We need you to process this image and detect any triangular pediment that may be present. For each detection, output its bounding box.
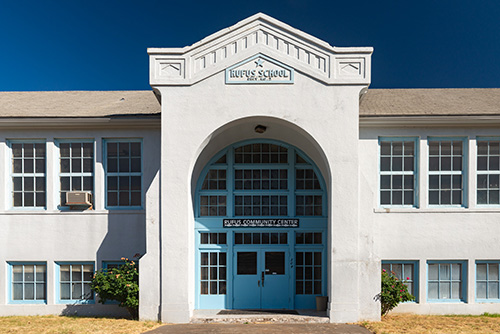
[149,13,372,86]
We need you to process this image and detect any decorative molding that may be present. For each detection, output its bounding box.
[149,13,372,86]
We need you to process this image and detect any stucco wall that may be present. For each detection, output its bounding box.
[360,126,500,315]
[158,66,377,322]
[0,127,160,317]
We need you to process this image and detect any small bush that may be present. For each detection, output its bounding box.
[90,257,139,319]
[375,269,415,316]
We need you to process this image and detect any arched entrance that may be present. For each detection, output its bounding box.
[195,139,327,310]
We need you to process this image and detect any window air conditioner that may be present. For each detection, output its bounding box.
[66,191,92,208]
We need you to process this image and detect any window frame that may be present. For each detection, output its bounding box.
[55,139,95,209]
[427,137,468,208]
[476,137,500,206]
[8,262,47,304]
[378,137,419,208]
[476,260,500,302]
[55,262,95,304]
[382,260,419,302]
[8,140,47,210]
[103,138,143,209]
[427,260,467,303]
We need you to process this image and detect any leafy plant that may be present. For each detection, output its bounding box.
[90,257,139,319]
[375,269,415,316]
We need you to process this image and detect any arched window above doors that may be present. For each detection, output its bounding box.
[197,140,325,218]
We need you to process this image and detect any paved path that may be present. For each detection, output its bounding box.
[144,323,372,334]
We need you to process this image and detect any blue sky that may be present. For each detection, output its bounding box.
[1,1,499,91]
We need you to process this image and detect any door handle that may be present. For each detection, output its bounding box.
[261,271,265,287]
[258,280,260,287]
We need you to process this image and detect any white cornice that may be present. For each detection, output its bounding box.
[360,115,500,127]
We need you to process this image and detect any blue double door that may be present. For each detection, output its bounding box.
[233,248,290,309]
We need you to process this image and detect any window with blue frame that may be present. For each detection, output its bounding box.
[200,252,227,295]
[10,263,46,303]
[428,261,466,301]
[428,139,466,206]
[104,139,142,208]
[58,141,94,206]
[476,261,500,300]
[197,142,325,218]
[477,139,500,205]
[382,261,418,300]
[379,138,418,207]
[10,142,46,208]
[58,263,94,303]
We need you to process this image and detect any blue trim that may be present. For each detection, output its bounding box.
[378,137,419,208]
[475,260,500,302]
[382,260,419,303]
[8,262,47,304]
[55,262,95,304]
[427,260,467,303]
[103,138,143,210]
[194,139,327,310]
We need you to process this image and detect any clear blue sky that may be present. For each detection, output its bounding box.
[1,0,499,91]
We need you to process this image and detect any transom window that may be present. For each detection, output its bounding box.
[11,142,46,208]
[197,141,325,218]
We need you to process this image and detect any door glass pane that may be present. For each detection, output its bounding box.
[237,252,257,275]
[265,252,285,275]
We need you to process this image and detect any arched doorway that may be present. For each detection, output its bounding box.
[195,139,327,310]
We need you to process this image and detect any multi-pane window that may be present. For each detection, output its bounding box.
[379,139,417,206]
[477,139,500,205]
[382,262,416,298]
[428,139,465,206]
[59,264,94,302]
[200,252,226,295]
[200,232,227,245]
[59,142,94,206]
[197,142,324,218]
[105,140,142,208]
[11,142,46,208]
[11,263,46,302]
[234,143,287,164]
[428,262,465,301]
[234,232,287,244]
[477,262,500,300]
[296,251,322,295]
[234,195,287,216]
[296,232,322,244]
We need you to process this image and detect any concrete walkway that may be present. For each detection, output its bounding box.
[144,323,373,334]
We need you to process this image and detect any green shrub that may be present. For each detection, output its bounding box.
[375,269,415,316]
[90,257,139,319]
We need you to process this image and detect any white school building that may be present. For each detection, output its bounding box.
[1,13,500,323]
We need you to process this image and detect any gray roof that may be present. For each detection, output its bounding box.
[1,88,499,118]
[360,88,500,116]
[0,91,160,118]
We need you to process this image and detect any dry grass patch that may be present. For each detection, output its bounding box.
[0,315,163,334]
[360,314,500,334]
